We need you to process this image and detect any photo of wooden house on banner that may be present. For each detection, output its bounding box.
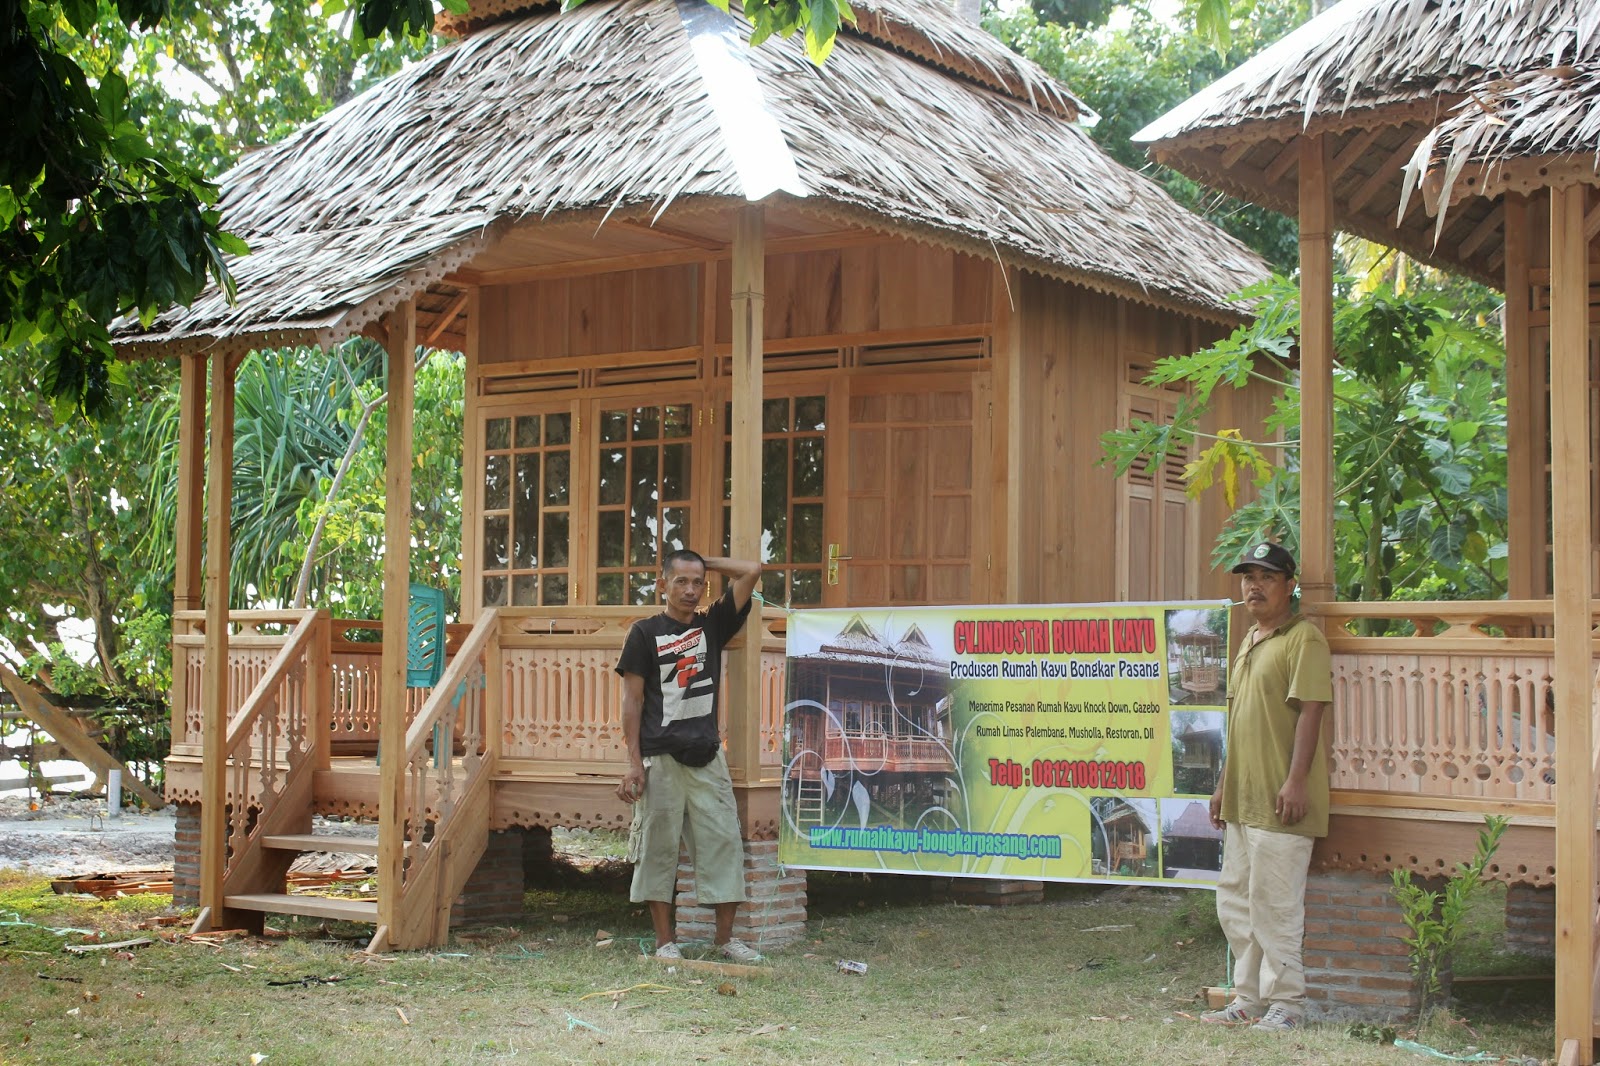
[111,0,1273,952]
[784,615,957,833]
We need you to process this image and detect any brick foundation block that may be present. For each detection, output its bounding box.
[173,801,200,907]
[451,828,527,929]
[1303,869,1420,1023]
[1503,884,1555,958]
[947,878,1045,906]
[673,839,807,951]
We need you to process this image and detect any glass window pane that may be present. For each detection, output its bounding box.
[662,443,690,501]
[484,454,510,510]
[482,575,507,607]
[515,415,541,448]
[513,454,539,569]
[485,418,510,451]
[793,437,824,498]
[545,451,570,505]
[601,410,628,443]
[512,574,539,606]
[483,515,510,569]
[722,441,732,501]
[795,395,826,432]
[793,502,823,562]
[629,570,658,605]
[762,440,788,563]
[664,404,693,439]
[598,511,625,568]
[597,573,624,605]
[632,406,660,441]
[722,505,731,556]
[791,568,821,607]
[761,570,785,606]
[630,447,659,566]
[544,512,569,567]
[599,449,625,506]
[762,397,788,434]
[542,574,568,605]
[661,506,689,553]
[546,411,571,445]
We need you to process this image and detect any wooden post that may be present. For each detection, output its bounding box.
[1297,134,1335,610]
[197,351,236,927]
[992,263,1022,603]
[1548,183,1594,1061]
[1501,195,1538,599]
[173,352,207,613]
[460,287,482,623]
[726,205,764,785]
[378,303,417,935]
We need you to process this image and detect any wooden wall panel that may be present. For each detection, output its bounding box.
[480,279,569,364]
[632,264,699,351]
[763,250,841,339]
[877,242,924,331]
[1015,274,1120,603]
[569,272,633,356]
[840,245,879,334]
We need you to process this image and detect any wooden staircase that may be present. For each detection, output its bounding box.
[194,609,501,951]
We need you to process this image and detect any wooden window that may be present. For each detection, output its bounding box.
[595,401,695,605]
[722,394,827,607]
[1118,387,1198,601]
[480,411,573,607]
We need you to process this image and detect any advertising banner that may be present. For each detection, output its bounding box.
[779,602,1231,887]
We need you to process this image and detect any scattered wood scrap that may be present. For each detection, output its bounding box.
[64,937,154,955]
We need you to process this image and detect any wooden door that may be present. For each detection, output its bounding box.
[835,373,989,606]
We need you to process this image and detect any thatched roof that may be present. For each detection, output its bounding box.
[1134,0,1600,285]
[113,0,1267,357]
[1401,63,1600,228]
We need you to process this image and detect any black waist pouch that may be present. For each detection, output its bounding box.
[671,744,719,768]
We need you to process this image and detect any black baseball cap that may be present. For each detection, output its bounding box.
[1231,542,1296,575]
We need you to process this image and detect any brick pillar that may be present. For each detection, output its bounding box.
[1503,883,1555,958]
[450,829,526,928]
[519,825,555,885]
[1302,869,1419,1022]
[674,838,807,950]
[947,878,1045,906]
[172,801,200,907]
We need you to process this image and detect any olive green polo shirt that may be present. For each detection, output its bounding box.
[1220,616,1333,838]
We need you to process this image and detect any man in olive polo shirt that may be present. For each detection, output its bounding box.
[1200,541,1332,1032]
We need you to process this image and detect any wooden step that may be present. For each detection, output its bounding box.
[225,893,378,923]
[262,833,381,855]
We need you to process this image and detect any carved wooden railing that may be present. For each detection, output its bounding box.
[216,610,328,895]
[172,612,468,770]
[822,732,956,772]
[387,610,500,948]
[1308,601,1567,805]
[495,605,788,781]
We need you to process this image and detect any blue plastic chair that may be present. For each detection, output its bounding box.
[378,583,449,767]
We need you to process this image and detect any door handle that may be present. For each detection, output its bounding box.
[827,543,852,586]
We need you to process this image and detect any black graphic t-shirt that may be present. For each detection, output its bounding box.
[615,587,753,761]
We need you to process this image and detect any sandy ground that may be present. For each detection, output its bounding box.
[0,795,178,876]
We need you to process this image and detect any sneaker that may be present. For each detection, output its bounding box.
[1250,1004,1301,1032]
[654,942,682,960]
[718,939,763,963]
[1199,999,1262,1025]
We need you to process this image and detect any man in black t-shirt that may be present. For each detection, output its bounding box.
[615,549,762,963]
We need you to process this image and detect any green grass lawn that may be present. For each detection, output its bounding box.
[0,866,1555,1065]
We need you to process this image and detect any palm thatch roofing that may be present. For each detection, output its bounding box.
[1133,0,1600,286]
[112,0,1268,358]
[1401,63,1600,230]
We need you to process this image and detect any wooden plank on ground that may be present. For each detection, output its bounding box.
[644,955,771,979]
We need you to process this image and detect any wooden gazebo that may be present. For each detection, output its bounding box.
[1137,0,1597,1055]
[115,0,1273,951]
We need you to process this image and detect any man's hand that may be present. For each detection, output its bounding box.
[1276,775,1308,825]
[1209,786,1224,830]
[617,763,645,804]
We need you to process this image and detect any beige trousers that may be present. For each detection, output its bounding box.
[1215,822,1314,1014]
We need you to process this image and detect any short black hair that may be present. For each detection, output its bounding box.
[661,549,706,576]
